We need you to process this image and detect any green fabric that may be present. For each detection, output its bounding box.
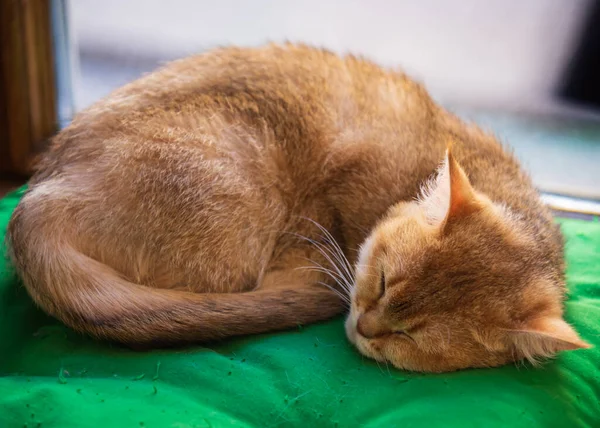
[1,187,599,428]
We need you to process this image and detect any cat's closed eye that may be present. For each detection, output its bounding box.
[393,330,416,343]
[379,270,386,298]
[390,300,411,312]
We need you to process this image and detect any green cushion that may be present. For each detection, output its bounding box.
[1,187,599,427]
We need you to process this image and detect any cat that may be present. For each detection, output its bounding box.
[7,43,589,372]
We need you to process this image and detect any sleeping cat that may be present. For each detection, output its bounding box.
[7,43,589,372]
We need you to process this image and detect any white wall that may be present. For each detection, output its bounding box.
[72,0,590,108]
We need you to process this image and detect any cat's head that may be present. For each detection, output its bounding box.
[345,149,590,372]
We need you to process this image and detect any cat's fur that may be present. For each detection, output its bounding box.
[7,44,589,372]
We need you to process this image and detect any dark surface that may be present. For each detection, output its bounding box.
[560,2,600,110]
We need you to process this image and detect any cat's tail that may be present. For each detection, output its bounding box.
[6,196,344,346]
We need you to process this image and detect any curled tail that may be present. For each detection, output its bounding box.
[6,194,344,346]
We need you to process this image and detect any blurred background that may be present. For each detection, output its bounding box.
[2,0,599,210]
[71,0,592,112]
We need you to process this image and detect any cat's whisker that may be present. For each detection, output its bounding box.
[316,281,350,306]
[384,358,392,378]
[341,215,370,235]
[317,230,354,278]
[297,219,350,265]
[295,257,351,290]
[296,262,353,296]
[356,263,376,269]
[312,260,353,295]
[353,264,379,280]
[355,263,378,271]
[301,217,356,284]
[289,232,354,293]
[354,268,379,279]
[320,234,356,291]
[312,276,351,304]
[307,235,353,289]
[374,357,387,376]
[296,265,349,291]
[287,232,344,275]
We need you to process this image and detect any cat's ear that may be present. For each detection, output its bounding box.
[507,316,590,362]
[418,146,482,228]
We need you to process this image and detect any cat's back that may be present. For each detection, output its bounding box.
[92,43,428,124]
[34,43,436,197]
[43,44,432,159]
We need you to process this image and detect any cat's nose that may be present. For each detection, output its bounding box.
[356,313,387,339]
[356,317,370,337]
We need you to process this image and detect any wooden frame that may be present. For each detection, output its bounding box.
[0,0,58,176]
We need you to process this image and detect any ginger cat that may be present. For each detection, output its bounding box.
[7,44,589,372]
